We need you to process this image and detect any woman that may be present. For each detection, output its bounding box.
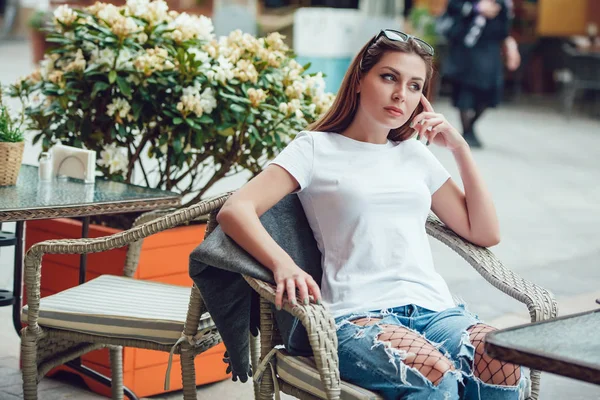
[442,0,512,148]
[217,30,527,399]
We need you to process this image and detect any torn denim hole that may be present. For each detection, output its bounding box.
[456,328,476,375]
[468,375,527,400]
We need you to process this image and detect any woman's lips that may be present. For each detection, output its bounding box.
[384,106,404,117]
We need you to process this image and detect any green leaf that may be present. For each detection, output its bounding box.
[197,115,213,124]
[132,101,143,120]
[173,117,183,125]
[116,76,132,98]
[220,92,251,104]
[185,118,201,130]
[218,127,236,137]
[173,136,182,153]
[92,81,111,98]
[117,124,127,138]
[163,109,177,118]
[302,62,312,71]
[230,104,246,114]
[108,70,117,84]
[194,132,204,147]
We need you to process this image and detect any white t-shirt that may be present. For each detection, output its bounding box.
[269,131,456,318]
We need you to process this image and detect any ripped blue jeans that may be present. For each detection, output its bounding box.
[335,304,528,400]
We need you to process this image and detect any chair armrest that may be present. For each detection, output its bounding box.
[23,193,230,332]
[243,275,341,400]
[123,209,210,277]
[426,214,558,323]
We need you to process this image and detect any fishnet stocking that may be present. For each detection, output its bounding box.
[468,324,521,386]
[352,318,454,386]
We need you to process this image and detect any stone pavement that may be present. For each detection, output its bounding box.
[1,39,600,399]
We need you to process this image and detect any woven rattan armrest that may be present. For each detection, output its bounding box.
[22,194,230,332]
[425,214,558,323]
[243,275,342,400]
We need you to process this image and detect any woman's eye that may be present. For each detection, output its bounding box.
[381,73,396,82]
[410,83,422,91]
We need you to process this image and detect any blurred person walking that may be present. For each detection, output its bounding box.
[441,0,516,148]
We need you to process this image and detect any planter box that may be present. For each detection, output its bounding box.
[24,217,229,398]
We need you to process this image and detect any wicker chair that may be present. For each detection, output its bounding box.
[199,202,558,400]
[20,194,230,400]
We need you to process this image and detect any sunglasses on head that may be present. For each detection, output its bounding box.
[372,29,435,56]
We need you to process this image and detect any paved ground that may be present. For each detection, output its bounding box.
[1,39,600,399]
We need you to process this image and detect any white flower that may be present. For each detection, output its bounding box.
[116,48,136,70]
[278,103,289,115]
[304,72,326,96]
[178,83,216,117]
[287,99,301,114]
[54,5,78,26]
[90,47,116,69]
[211,56,234,83]
[247,88,266,107]
[265,32,287,51]
[133,47,173,76]
[167,13,214,42]
[97,143,128,175]
[64,49,87,72]
[40,54,60,80]
[262,110,273,121]
[199,87,217,113]
[204,70,216,81]
[97,4,122,25]
[106,97,132,120]
[127,0,170,25]
[233,59,258,83]
[188,47,210,64]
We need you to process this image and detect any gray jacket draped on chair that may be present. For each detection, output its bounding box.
[189,195,322,382]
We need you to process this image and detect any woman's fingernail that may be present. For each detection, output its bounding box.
[291,299,297,305]
[410,121,415,128]
[317,299,322,305]
[276,305,281,311]
[304,298,309,305]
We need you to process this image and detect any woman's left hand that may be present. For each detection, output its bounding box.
[411,94,468,152]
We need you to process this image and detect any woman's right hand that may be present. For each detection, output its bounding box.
[273,262,321,310]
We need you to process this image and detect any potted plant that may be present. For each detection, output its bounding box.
[10,0,334,396]
[11,0,334,227]
[0,85,25,186]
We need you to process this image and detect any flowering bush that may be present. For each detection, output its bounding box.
[11,0,334,206]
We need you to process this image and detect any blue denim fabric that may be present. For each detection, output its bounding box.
[335,304,528,400]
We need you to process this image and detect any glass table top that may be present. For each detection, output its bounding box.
[489,310,600,368]
[0,165,180,221]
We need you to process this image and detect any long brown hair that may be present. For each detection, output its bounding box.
[308,34,434,142]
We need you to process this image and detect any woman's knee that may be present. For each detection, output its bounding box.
[374,324,455,386]
[468,324,522,386]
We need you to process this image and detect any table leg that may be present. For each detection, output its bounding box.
[79,216,89,284]
[12,220,24,334]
